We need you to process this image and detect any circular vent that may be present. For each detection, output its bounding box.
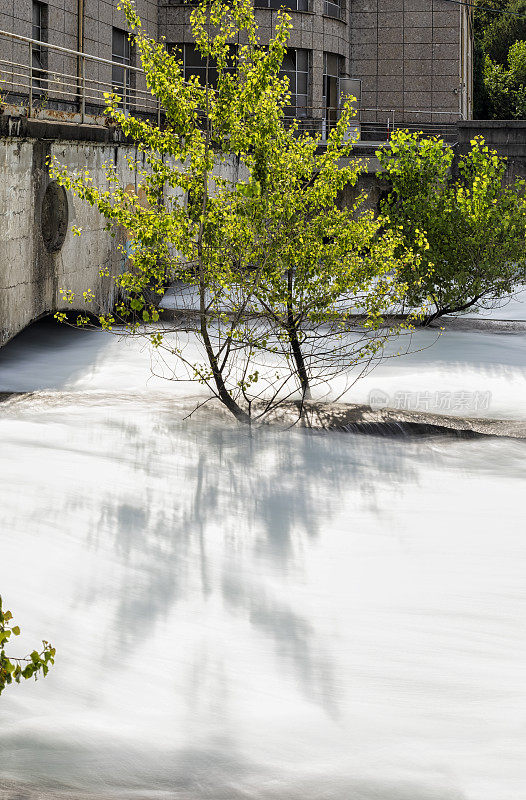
[41,181,69,253]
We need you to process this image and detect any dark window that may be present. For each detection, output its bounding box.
[167,43,237,89]
[280,48,310,118]
[32,1,46,45]
[112,27,132,108]
[324,0,341,18]
[255,0,309,10]
[32,1,48,91]
[323,52,342,136]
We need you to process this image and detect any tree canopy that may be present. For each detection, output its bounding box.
[477,0,526,64]
[474,0,526,117]
[483,39,526,117]
[378,131,526,324]
[52,0,424,424]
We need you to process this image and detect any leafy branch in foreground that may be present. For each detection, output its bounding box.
[51,0,426,424]
[0,596,56,696]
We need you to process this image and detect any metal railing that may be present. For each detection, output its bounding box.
[0,27,460,141]
[285,105,460,142]
[359,108,460,143]
[0,27,161,123]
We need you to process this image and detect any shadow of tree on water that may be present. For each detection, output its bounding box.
[0,394,473,800]
[81,409,425,711]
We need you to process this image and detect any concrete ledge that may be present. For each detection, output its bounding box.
[267,401,526,439]
[2,391,525,438]
[0,113,129,144]
[456,120,526,161]
[458,120,526,130]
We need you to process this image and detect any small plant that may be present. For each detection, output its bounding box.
[0,596,56,696]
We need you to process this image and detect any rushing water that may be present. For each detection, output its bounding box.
[1,320,526,800]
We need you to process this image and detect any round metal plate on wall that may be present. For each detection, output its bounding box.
[41,180,69,253]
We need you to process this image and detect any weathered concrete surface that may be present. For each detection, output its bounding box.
[0,121,248,348]
[457,120,526,181]
[0,112,131,144]
[0,133,138,347]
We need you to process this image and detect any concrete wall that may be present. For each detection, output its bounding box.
[0,128,136,347]
[457,120,526,182]
[0,116,250,348]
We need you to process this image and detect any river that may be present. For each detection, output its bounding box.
[0,319,525,800]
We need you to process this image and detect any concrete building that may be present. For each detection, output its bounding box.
[0,0,473,131]
[162,0,473,132]
[349,0,474,127]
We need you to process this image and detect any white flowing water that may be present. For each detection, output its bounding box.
[1,320,526,800]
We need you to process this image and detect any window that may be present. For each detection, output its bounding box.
[323,52,342,136]
[168,44,237,89]
[32,1,48,91]
[112,27,132,107]
[324,0,341,18]
[280,48,310,118]
[255,0,309,11]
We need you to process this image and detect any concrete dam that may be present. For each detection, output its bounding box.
[0,116,139,347]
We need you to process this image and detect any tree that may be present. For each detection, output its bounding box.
[378,131,526,325]
[484,40,526,118]
[52,0,424,425]
[480,0,526,66]
[473,0,526,118]
[0,597,55,696]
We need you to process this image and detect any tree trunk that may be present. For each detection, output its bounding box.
[199,308,251,424]
[420,294,485,326]
[286,269,311,402]
[194,36,251,426]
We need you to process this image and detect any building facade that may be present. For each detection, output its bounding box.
[349,1,474,127]
[0,0,473,132]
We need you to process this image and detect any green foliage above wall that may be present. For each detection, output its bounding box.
[474,0,526,117]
